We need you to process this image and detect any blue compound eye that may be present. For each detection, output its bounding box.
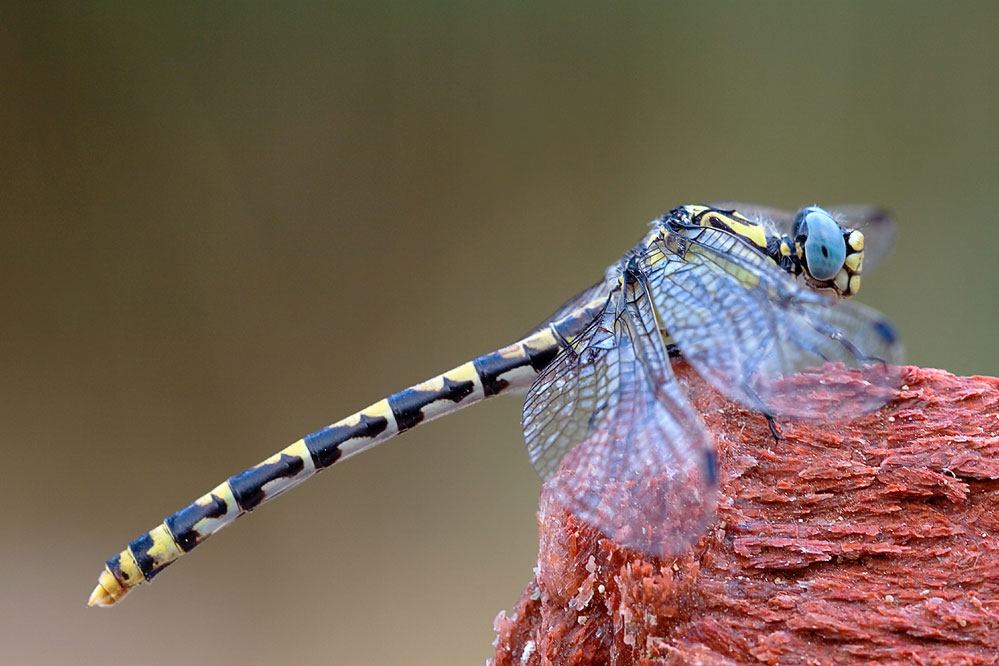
[795,207,846,281]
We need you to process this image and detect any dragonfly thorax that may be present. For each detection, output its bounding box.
[661,203,866,299]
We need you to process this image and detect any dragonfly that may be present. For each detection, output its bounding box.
[89,203,903,606]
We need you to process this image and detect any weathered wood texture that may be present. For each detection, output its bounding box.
[493,365,999,666]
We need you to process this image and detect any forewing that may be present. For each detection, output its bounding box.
[710,201,897,273]
[522,276,717,556]
[644,225,903,420]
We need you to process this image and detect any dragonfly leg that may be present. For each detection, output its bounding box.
[765,413,781,442]
[738,375,781,442]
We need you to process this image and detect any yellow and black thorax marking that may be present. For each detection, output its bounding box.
[645,204,865,298]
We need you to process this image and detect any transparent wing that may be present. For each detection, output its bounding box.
[644,225,904,420]
[522,272,717,556]
[710,201,897,273]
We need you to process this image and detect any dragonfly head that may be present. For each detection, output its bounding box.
[792,206,865,298]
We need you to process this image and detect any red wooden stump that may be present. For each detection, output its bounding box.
[493,365,999,666]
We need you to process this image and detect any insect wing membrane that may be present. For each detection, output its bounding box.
[522,278,717,556]
[752,298,905,417]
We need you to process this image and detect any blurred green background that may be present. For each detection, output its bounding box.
[3,3,997,665]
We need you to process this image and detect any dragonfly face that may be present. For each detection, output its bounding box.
[793,206,864,297]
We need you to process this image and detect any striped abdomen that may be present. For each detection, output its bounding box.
[88,314,595,606]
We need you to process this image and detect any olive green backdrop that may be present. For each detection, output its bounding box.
[3,3,997,665]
